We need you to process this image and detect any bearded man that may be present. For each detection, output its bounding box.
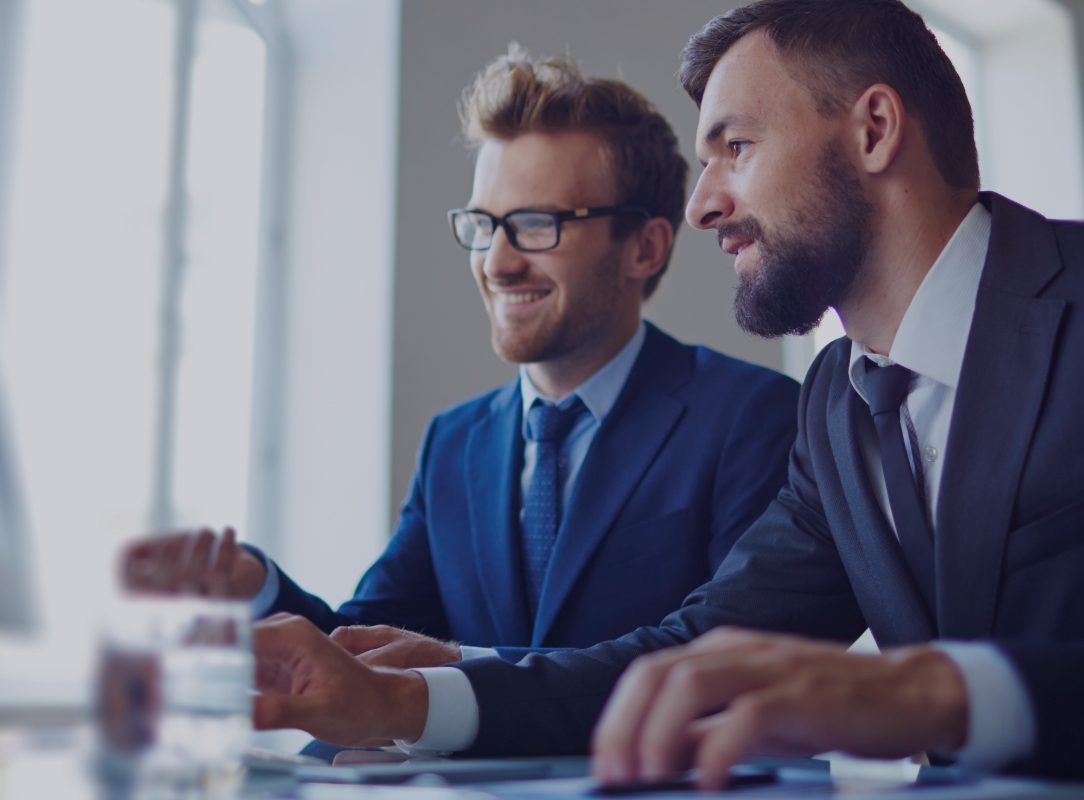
[121,47,799,742]
[242,0,1084,781]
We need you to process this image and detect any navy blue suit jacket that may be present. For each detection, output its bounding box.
[454,194,1084,777]
[265,323,799,658]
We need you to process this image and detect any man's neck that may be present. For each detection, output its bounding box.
[839,188,978,356]
[525,316,641,399]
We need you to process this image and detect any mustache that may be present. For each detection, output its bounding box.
[716,217,764,250]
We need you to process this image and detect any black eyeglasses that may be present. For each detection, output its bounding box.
[448,205,650,252]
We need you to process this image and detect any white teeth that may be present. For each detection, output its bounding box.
[497,291,548,304]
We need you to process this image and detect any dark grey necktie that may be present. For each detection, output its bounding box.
[522,398,586,616]
[863,361,937,614]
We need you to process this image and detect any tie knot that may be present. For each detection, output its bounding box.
[863,361,913,417]
[526,398,586,444]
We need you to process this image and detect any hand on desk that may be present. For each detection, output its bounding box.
[330,625,463,669]
[591,627,968,791]
[120,526,266,600]
[253,614,429,746]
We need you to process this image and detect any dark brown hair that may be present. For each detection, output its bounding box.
[680,0,979,190]
[461,45,689,298]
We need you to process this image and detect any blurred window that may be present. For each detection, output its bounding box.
[0,0,273,680]
[173,8,265,532]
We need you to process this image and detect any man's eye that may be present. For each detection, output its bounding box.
[729,140,751,155]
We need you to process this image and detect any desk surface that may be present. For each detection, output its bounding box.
[2,725,1081,800]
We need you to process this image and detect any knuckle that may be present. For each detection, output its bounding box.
[668,660,709,695]
[632,651,669,677]
[730,694,767,726]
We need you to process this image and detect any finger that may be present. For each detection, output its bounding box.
[634,651,761,779]
[591,646,696,784]
[134,534,190,592]
[253,690,322,732]
[690,695,773,791]
[208,527,238,597]
[153,535,191,591]
[120,537,158,588]
[177,528,216,594]
[686,626,775,655]
[356,645,388,666]
[329,625,403,655]
[122,534,173,589]
[253,614,326,666]
[254,655,293,693]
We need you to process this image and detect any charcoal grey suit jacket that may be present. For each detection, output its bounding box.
[453,192,1084,777]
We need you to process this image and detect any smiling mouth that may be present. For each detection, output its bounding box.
[721,235,755,257]
[490,287,552,305]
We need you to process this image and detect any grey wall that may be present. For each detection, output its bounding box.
[391,0,784,518]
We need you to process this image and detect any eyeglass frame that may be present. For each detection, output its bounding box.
[447,204,651,252]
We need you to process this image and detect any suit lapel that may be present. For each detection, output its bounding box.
[936,194,1067,638]
[530,326,689,646]
[465,382,533,645]
[823,349,937,645]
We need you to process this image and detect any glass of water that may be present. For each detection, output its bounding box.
[95,597,253,800]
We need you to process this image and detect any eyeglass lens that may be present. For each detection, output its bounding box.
[454,211,559,251]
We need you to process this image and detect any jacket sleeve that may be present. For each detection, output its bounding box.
[455,352,867,756]
[997,641,1084,777]
[264,419,452,639]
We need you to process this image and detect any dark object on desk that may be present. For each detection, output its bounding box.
[295,758,555,785]
[593,766,776,794]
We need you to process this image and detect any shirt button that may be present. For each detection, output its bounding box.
[923,445,938,463]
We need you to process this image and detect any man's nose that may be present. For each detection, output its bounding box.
[481,226,528,280]
[685,163,735,231]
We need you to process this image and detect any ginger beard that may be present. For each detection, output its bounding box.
[484,240,626,365]
[728,139,873,338]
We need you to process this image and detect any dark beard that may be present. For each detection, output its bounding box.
[727,141,872,338]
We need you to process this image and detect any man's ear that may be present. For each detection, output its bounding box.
[625,218,674,282]
[851,83,905,176]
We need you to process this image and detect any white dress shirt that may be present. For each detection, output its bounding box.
[408,203,1037,767]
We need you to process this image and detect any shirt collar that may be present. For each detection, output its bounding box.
[849,202,991,402]
[519,320,647,424]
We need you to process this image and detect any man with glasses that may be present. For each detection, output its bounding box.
[122,49,798,729]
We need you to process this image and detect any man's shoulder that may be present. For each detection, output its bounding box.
[1052,218,1084,267]
[425,378,519,438]
[643,323,799,396]
[636,325,800,432]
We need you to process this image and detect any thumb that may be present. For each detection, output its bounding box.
[330,625,401,656]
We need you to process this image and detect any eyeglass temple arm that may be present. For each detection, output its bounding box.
[555,205,651,221]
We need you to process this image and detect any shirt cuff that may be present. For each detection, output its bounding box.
[393,667,479,754]
[459,645,499,661]
[934,641,1036,770]
[247,551,280,619]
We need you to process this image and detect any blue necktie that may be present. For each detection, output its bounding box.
[863,361,936,615]
[522,397,586,616]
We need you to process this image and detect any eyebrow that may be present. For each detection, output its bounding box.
[697,113,759,165]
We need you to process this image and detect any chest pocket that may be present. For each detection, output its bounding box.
[1003,497,1084,573]
[595,508,692,571]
